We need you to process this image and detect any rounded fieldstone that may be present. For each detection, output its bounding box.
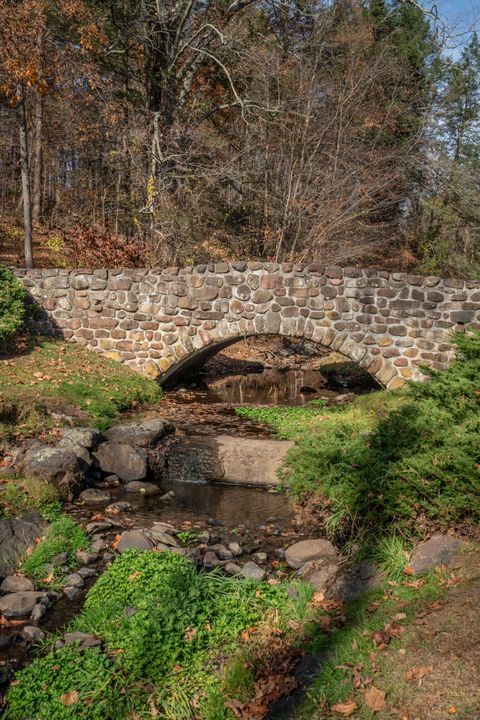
[22,626,45,642]
[285,539,338,570]
[79,488,111,505]
[1,575,35,593]
[409,535,462,574]
[0,591,39,618]
[64,573,84,588]
[241,561,266,581]
[115,530,154,553]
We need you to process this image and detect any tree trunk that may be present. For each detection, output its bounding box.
[17,82,33,268]
[32,91,43,223]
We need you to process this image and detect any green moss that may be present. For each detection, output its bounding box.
[21,515,90,588]
[237,333,480,543]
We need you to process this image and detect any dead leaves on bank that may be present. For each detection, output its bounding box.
[226,674,298,720]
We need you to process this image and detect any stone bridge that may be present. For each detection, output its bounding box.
[14,263,480,389]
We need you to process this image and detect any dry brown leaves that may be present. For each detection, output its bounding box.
[405,665,433,682]
[226,674,298,720]
[59,690,79,706]
[330,699,357,716]
[363,686,386,712]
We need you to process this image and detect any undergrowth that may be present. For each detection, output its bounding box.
[0,336,162,443]
[0,477,61,521]
[21,515,90,588]
[6,549,313,720]
[237,332,480,545]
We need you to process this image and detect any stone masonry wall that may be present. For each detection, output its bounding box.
[13,264,480,389]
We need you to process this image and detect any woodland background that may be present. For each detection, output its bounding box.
[0,0,479,276]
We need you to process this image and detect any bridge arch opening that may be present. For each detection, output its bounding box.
[160,331,382,392]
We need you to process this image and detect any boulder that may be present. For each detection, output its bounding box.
[124,481,160,495]
[241,561,266,581]
[93,442,147,482]
[409,535,462,575]
[1,575,34,593]
[20,446,81,498]
[203,550,223,569]
[75,549,98,565]
[225,562,242,576]
[64,587,81,601]
[209,544,233,560]
[115,530,154,553]
[103,419,173,447]
[57,438,91,470]
[0,591,39,618]
[285,539,338,570]
[298,560,340,592]
[60,427,103,449]
[79,488,111,505]
[0,512,46,579]
[30,602,47,624]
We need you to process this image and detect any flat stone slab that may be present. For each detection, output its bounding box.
[104,419,173,447]
[285,538,338,570]
[409,534,462,574]
[166,435,293,487]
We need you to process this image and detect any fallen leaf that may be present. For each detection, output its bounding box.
[447,707,457,714]
[403,566,415,575]
[331,700,357,716]
[364,686,386,712]
[60,690,79,706]
[405,665,433,682]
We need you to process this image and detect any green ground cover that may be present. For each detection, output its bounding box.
[6,549,313,720]
[20,515,91,589]
[237,333,480,546]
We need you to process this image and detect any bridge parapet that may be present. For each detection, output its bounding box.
[14,263,480,389]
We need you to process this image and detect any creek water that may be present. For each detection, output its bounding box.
[0,355,378,694]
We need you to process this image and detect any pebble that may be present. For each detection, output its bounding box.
[209,544,233,560]
[79,488,111,505]
[76,550,98,565]
[207,518,224,527]
[22,626,45,642]
[77,567,97,579]
[227,542,243,557]
[30,603,47,625]
[63,573,84,588]
[252,552,268,564]
[105,501,132,513]
[64,587,81,601]
[241,561,266,581]
[124,481,161,495]
[225,562,242,576]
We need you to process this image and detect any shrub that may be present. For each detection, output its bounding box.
[238,332,480,543]
[66,228,145,268]
[0,265,26,346]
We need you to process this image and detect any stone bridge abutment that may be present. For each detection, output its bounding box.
[14,263,480,389]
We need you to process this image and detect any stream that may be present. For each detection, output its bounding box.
[0,343,379,695]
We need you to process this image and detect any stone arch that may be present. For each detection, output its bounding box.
[160,320,390,389]
[14,264,480,390]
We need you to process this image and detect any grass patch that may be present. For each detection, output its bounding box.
[237,333,480,545]
[293,570,448,718]
[0,336,162,443]
[6,549,314,719]
[0,477,61,521]
[21,515,90,588]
